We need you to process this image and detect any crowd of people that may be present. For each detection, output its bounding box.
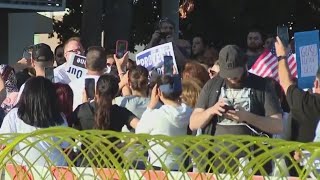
[0,18,319,175]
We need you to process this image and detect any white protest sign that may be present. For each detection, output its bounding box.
[65,53,88,81]
[299,44,319,77]
[135,42,178,74]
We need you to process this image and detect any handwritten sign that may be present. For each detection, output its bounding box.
[65,53,88,81]
[299,44,318,77]
[295,30,320,89]
[135,42,178,74]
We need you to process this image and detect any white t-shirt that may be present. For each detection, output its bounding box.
[0,108,69,166]
[54,63,71,84]
[136,103,192,170]
[69,74,100,110]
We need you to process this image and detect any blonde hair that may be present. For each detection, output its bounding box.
[181,78,203,108]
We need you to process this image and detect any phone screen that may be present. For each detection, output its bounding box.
[85,78,95,100]
[44,67,55,83]
[116,40,128,59]
[163,56,174,75]
[277,26,289,47]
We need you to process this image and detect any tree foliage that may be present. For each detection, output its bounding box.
[51,0,83,43]
[52,0,320,49]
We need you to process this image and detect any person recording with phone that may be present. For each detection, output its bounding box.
[146,18,191,71]
[54,37,85,84]
[15,43,55,105]
[276,36,320,142]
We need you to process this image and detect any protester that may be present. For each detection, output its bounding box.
[191,35,208,59]
[208,61,220,79]
[54,37,84,84]
[182,61,210,86]
[106,53,116,74]
[246,29,265,69]
[69,46,106,110]
[181,78,203,108]
[275,36,320,142]
[54,44,66,66]
[190,44,282,134]
[136,75,192,170]
[114,66,151,119]
[198,46,219,68]
[15,43,54,104]
[189,44,282,173]
[146,18,191,71]
[0,77,69,166]
[54,83,74,127]
[264,34,275,50]
[70,74,139,131]
[0,65,19,113]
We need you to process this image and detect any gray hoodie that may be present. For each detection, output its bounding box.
[135,103,192,170]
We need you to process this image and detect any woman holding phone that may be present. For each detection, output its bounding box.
[71,74,139,131]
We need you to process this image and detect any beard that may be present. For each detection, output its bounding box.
[248,43,263,52]
[225,71,248,89]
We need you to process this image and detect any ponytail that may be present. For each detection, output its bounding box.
[93,74,119,130]
[94,93,112,130]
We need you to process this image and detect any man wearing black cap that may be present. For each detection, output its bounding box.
[190,45,282,136]
[15,43,54,104]
[189,45,282,173]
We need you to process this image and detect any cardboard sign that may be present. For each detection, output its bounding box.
[65,53,88,81]
[135,42,178,74]
[295,30,320,89]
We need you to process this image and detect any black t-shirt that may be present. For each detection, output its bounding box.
[70,102,136,131]
[286,85,320,142]
[195,73,282,135]
[246,54,260,69]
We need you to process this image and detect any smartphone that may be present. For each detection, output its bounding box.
[277,25,289,47]
[223,105,235,111]
[163,56,174,75]
[172,75,182,92]
[85,78,95,100]
[44,67,55,83]
[116,40,128,59]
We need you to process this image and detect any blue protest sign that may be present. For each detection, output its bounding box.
[135,42,178,74]
[295,30,320,89]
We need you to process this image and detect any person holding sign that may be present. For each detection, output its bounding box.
[69,46,106,110]
[276,37,320,142]
[146,18,191,71]
[54,37,84,84]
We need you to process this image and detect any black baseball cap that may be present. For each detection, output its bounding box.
[218,45,246,79]
[32,43,54,62]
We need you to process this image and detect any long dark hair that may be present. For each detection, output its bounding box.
[17,77,63,128]
[94,75,119,130]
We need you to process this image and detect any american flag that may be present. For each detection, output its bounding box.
[249,46,297,81]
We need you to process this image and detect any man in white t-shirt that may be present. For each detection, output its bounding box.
[54,37,84,84]
[69,46,107,110]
